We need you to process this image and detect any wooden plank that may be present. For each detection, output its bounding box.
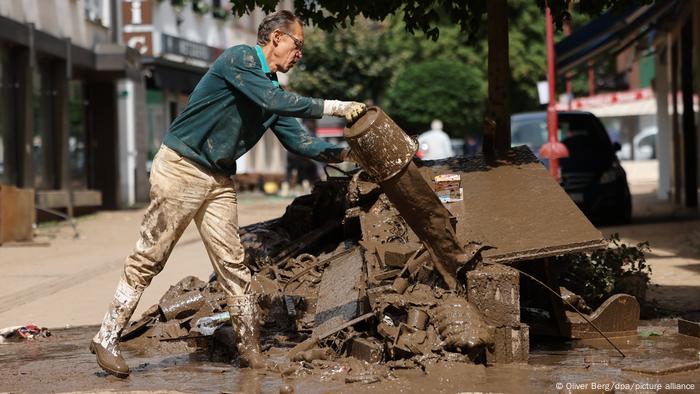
[72,190,102,207]
[35,189,102,208]
[36,190,69,209]
[313,248,366,337]
[416,146,605,264]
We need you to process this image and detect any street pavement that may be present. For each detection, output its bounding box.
[609,160,700,319]
[0,194,293,329]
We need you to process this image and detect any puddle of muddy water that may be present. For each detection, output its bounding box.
[1,323,699,393]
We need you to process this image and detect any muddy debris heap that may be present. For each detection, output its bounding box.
[122,172,496,369]
[120,108,529,376]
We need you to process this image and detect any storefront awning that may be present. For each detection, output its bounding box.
[556,87,700,117]
[555,1,682,75]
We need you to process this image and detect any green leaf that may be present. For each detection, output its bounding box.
[231,0,649,37]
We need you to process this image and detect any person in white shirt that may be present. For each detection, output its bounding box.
[418,119,454,160]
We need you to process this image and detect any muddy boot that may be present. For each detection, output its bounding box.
[90,279,142,378]
[228,294,265,369]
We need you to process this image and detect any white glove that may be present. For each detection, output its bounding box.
[323,100,367,123]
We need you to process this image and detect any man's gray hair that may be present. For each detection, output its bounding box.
[257,10,302,45]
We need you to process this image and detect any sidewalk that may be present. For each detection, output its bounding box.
[0,195,293,329]
[608,160,700,319]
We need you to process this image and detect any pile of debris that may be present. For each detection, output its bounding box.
[120,143,631,376]
[119,97,641,378]
[120,167,504,370]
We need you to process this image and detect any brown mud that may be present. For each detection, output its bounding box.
[6,110,696,391]
[414,149,607,264]
[1,320,699,393]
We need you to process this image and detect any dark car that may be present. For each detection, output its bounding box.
[511,111,632,224]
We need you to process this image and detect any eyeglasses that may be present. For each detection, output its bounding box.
[278,30,303,52]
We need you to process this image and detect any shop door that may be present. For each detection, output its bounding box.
[32,61,56,190]
[68,80,88,189]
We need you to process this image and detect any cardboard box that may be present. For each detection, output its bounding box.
[433,173,463,203]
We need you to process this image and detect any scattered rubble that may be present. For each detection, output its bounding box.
[0,324,51,344]
[118,144,639,383]
[119,163,500,379]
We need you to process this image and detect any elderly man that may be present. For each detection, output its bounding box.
[90,10,365,377]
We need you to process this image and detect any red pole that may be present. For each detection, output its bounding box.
[564,18,572,109]
[539,1,569,181]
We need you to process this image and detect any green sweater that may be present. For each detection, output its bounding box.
[163,44,343,174]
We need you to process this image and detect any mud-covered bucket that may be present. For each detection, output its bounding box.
[344,106,418,182]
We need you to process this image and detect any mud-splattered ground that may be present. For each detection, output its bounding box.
[1,320,698,393]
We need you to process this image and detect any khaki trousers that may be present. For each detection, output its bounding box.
[121,145,249,297]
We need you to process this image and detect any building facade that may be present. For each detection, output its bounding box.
[0,0,291,210]
[120,0,289,198]
[556,1,700,208]
[0,0,139,210]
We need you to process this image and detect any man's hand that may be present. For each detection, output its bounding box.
[323,100,367,123]
[343,102,367,123]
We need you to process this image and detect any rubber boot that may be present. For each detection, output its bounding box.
[90,279,142,378]
[228,294,265,369]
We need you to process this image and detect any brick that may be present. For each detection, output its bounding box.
[349,336,384,363]
[382,242,421,268]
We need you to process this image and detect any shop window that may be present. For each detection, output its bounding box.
[32,61,56,190]
[146,89,165,173]
[68,80,88,189]
[85,0,110,27]
[0,47,16,185]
